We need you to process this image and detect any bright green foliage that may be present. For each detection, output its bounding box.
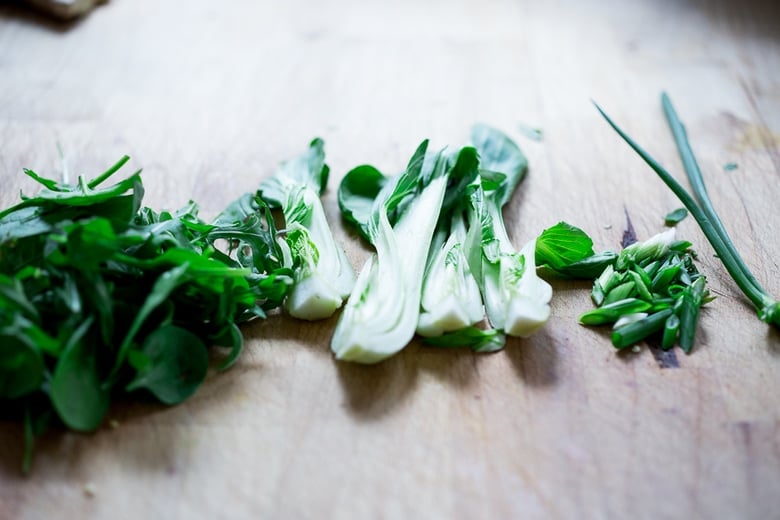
[0,156,293,471]
[535,222,617,278]
[416,147,484,339]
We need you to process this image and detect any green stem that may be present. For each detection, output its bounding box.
[87,155,131,189]
[660,93,765,296]
[594,102,773,313]
[612,308,674,349]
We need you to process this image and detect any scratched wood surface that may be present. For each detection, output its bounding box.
[1,0,779,518]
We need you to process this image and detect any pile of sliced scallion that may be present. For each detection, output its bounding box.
[595,93,780,328]
[535,221,712,352]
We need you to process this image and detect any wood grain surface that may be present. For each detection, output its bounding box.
[1,0,779,518]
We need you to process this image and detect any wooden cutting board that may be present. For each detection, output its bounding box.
[1,0,779,518]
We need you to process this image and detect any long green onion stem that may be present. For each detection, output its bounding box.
[595,96,780,327]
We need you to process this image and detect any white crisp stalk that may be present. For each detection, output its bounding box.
[482,238,553,337]
[476,201,552,337]
[620,228,677,265]
[331,175,448,363]
[416,218,483,337]
[282,188,355,320]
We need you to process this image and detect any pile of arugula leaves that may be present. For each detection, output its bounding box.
[0,156,293,471]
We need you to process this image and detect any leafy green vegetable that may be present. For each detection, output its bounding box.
[50,318,109,431]
[0,152,296,471]
[416,147,484,339]
[664,208,688,226]
[465,126,552,338]
[0,334,45,400]
[126,325,209,405]
[595,94,780,327]
[422,326,506,353]
[259,139,355,320]
[332,141,450,363]
[535,222,617,278]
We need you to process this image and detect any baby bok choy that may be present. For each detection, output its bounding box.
[259,139,355,320]
[332,141,449,363]
[464,125,553,338]
[416,147,484,339]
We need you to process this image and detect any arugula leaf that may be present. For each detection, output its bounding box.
[50,318,110,431]
[126,325,209,405]
[0,153,299,470]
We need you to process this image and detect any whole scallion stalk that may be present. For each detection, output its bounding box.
[595,95,780,327]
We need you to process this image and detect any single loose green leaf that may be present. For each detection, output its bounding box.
[664,208,688,226]
[535,222,594,268]
[535,222,618,279]
[423,327,506,353]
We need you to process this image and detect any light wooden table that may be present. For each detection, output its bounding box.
[1,0,779,518]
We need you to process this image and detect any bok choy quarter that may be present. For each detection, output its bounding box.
[332,141,449,363]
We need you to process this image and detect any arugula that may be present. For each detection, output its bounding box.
[0,155,294,472]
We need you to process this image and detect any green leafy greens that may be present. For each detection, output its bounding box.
[259,139,355,320]
[334,126,554,361]
[463,125,552,339]
[0,155,295,471]
[332,141,450,363]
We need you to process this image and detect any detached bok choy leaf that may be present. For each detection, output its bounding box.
[333,141,449,363]
[465,125,553,338]
[259,139,355,320]
[417,147,484,338]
